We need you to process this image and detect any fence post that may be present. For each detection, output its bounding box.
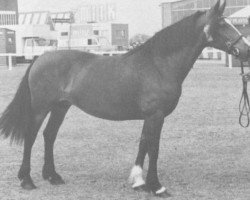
[228,55,232,69]
[8,54,12,70]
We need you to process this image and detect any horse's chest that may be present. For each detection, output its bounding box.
[139,84,181,116]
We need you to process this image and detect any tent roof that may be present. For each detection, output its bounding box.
[229,6,250,18]
[19,12,50,25]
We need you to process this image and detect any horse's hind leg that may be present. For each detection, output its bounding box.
[18,111,48,190]
[42,102,70,185]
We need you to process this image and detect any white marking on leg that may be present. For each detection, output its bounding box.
[155,186,166,195]
[129,165,145,188]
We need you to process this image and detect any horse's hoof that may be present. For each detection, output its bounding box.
[153,187,171,198]
[21,179,37,190]
[133,184,148,192]
[49,176,65,185]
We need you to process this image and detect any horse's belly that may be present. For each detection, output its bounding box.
[74,100,143,121]
[69,84,142,121]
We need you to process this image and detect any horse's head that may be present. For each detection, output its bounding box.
[202,0,250,61]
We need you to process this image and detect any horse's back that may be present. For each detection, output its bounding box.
[28,50,99,111]
[28,50,142,119]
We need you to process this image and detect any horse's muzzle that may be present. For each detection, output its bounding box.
[231,48,240,57]
[231,47,250,61]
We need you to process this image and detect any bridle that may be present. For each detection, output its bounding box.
[218,16,246,57]
[211,17,250,127]
[225,34,250,128]
[225,34,243,57]
[226,35,250,127]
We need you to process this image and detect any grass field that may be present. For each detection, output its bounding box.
[0,63,250,200]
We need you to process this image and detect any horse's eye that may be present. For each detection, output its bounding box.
[219,20,226,25]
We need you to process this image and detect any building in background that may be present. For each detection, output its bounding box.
[0,1,128,64]
[0,0,18,65]
[161,0,250,28]
[0,0,18,25]
[53,3,129,51]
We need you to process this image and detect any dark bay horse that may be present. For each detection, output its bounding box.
[1,0,250,197]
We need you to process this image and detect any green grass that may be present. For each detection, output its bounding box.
[0,63,250,200]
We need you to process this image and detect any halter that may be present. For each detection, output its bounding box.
[224,31,250,127]
[225,34,243,57]
[226,34,250,128]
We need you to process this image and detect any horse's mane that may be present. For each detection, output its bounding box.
[124,11,205,57]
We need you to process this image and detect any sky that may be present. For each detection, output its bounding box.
[18,0,167,37]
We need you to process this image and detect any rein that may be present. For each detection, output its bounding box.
[239,61,250,127]
[226,33,250,127]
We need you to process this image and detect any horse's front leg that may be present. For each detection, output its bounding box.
[130,110,170,197]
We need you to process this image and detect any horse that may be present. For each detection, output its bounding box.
[0,0,250,197]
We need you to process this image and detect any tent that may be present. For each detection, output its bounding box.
[228,6,250,25]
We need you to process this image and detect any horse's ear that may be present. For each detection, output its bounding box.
[218,0,226,15]
[203,0,226,42]
[208,0,226,18]
[212,0,221,14]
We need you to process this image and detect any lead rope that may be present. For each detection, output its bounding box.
[239,61,250,127]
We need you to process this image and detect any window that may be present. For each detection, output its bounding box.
[88,39,98,45]
[94,30,99,35]
[8,38,13,43]
[26,39,33,47]
[61,32,68,36]
[116,30,126,38]
[88,39,92,45]
[34,38,46,46]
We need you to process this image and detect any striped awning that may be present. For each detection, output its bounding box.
[229,6,250,25]
[19,12,50,25]
[50,12,73,23]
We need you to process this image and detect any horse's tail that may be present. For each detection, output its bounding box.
[0,59,35,145]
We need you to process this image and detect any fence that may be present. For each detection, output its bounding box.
[0,51,128,70]
[197,47,227,65]
[0,53,17,70]
[1,50,231,70]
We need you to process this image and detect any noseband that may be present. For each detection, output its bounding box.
[225,34,243,57]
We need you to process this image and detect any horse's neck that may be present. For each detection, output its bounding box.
[176,39,205,82]
[153,34,205,85]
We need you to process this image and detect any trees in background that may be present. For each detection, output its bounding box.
[129,34,150,49]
